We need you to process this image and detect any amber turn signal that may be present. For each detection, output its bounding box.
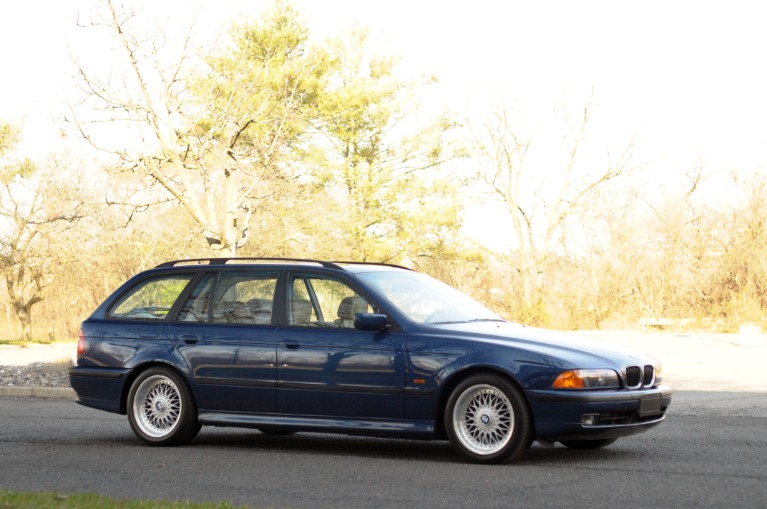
[552,369,620,389]
[552,370,586,389]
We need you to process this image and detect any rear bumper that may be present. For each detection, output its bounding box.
[69,366,131,414]
[526,385,673,441]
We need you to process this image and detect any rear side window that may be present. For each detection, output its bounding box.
[108,274,194,321]
[177,271,278,325]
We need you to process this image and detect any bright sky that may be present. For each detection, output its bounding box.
[2,1,766,248]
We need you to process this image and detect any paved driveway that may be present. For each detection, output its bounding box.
[0,342,76,366]
[580,330,766,392]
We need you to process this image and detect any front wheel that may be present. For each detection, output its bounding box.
[445,374,533,463]
[127,367,201,446]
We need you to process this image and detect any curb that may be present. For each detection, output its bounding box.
[0,387,76,399]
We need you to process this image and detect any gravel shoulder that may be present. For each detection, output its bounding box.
[0,361,74,398]
[0,343,76,398]
[0,362,72,388]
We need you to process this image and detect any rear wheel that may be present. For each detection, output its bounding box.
[127,367,200,446]
[559,438,618,450]
[445,374,533,463]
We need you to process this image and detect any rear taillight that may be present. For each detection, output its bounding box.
[77,329,86,356]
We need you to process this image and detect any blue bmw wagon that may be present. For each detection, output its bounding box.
[70,258,672,463]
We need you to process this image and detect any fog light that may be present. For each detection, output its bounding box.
[581,414,600,426]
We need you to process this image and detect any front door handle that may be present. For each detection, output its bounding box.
[280,340,301,350]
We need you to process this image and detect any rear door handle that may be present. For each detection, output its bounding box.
[280,340,301,350]
[179,334,200,345]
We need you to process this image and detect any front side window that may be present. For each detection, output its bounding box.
[288,273,373,328]
[178,271,278,325]
[108,274,194,321]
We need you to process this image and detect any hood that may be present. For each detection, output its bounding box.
[426,321,659,369]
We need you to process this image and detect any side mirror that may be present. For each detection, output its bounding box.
[354,313,391,332]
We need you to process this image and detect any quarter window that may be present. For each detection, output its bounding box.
[108,274,194,321]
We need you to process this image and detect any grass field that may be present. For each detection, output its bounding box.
[0,491,248,509]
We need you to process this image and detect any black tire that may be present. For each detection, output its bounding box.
[444,374,533,464]
[126,367,201,446]
[559,438,618,450]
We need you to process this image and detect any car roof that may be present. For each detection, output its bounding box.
[154,258,412,273]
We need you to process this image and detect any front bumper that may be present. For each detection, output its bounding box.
[526,385,673,441]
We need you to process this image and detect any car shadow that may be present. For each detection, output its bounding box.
[192,429,462,463]
[521,443,644,465]
[186,428,642,465]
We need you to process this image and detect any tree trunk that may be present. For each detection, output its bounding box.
[13,303,33,341]
[5,276,43,342]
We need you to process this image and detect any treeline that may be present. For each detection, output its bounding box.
[1,1,766,341]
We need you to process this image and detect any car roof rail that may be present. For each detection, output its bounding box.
[332,261,413,271]
[154,258,414,271]
[155,258,345,269]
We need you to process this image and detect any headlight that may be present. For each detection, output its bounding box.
[654,364,663,385]
[552,369,620,389]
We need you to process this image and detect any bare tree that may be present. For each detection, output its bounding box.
[699,171,767,325]
[470,93,634,323]
[67,0,326,255]
[0,122,88,340]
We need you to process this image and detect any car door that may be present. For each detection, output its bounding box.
[276,271,406,419]
[171,270,278,414]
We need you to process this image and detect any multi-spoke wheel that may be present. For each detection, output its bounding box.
[127,367,200,446]
[445,374,532,463]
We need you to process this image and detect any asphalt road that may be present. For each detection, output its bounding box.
[1,391,766,509]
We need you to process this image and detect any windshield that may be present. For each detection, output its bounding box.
[358,271,503,325]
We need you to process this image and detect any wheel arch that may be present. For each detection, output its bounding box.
[119,361,193,415]
[435,366,534,439]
